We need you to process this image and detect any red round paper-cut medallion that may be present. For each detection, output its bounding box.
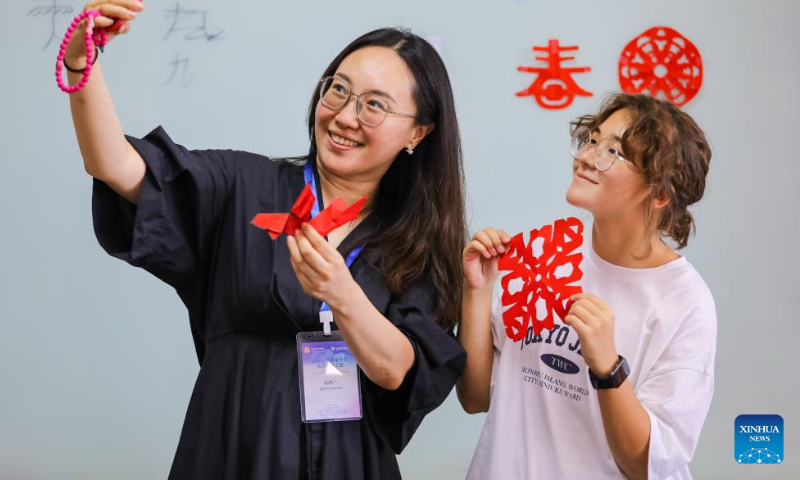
[619,27,703,107]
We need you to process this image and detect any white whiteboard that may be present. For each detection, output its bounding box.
[2,0,799,478]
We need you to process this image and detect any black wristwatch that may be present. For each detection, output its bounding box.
[589,355,630,390]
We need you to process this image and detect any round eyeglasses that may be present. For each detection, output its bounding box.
[570,126,637,172]
[318,76,417,127]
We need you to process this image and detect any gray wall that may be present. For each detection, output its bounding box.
[2,0,798,478]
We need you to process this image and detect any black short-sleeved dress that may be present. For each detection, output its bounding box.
[92,126,466,480]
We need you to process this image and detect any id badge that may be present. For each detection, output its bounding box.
[296,331,362,423]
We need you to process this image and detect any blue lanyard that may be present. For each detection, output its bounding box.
[303,162,322,220]
[303,162,365,312]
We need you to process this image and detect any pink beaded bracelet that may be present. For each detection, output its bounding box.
[55,10,108,94]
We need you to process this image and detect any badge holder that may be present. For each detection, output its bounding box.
[296,328,363,423]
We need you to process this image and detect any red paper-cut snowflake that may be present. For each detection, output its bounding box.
[498,217,584,341]
[619,26,703,107]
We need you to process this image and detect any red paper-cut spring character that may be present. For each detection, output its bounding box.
[618,26,703,107]
[498,217,584,341]
[516,39,593,110]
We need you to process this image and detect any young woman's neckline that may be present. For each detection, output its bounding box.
[586,233,687,279]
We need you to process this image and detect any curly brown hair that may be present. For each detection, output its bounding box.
[571,93,712,249]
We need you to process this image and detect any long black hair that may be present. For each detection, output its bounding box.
[306,28,466,331]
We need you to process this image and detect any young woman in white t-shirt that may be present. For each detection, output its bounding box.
[457,94,716,480]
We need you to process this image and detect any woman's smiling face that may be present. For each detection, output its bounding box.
[314,46,430,182]
[566,108,651,219]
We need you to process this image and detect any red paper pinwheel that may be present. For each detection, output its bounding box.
[251,184,366,239]
[498,217,584,341]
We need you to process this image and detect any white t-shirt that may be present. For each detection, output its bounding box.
[466,240,717,480]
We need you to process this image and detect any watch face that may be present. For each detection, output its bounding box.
[611,356,629,376]
[621,358,631,376]
[607,357,629,389]
[589,357,629,390]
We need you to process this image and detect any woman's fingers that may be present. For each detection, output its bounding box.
[568,304,598,328]
[97,4,138,21]
[571,293,612,315]
[288,246,313,288]
[474,230,499,257]
[465,238,492,259]
[484,228,507,254]
[295,231,329,275]
[471,228,510,257]
[563,314,588,336]
[92,16,115,28]
[286,235,305,266]
[84,1,143,28]
[300,224,339,263]
[74,1,142,39]
[121,0,145,12]
[86,0,144,13]
[575,298,604,319]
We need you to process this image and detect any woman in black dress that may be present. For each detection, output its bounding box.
[65,2,467,478]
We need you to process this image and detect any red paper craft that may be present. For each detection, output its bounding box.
[516,39,593,110]
[251,184,366,239]
[498,217,584,342]
[619,27,703,107]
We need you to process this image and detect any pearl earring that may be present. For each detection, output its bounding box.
[405,144,415,155]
